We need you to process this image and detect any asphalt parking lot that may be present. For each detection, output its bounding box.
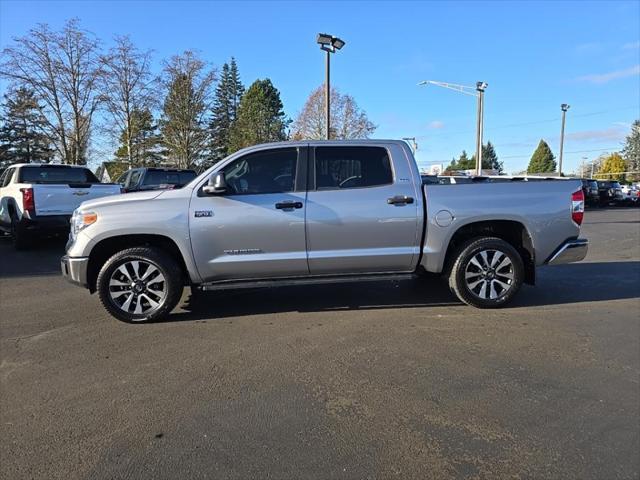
[1,208,639,480]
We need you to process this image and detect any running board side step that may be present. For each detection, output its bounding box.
[197,273,417,291]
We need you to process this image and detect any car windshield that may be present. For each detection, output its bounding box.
[142,170,197,187]
[18,166,100,184]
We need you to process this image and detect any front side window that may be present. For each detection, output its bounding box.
[314,146,392,190]
[222,148,297,195]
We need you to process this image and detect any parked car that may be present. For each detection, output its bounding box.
[620,184,639,206]
[62,140,588,322]
[596,180,624,206]
[0,164,121,249]
[580,179,600,207]
[117,167,197,193]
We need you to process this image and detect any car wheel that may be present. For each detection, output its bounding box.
[96,247,184,323]
[448,237,524,308]
[10,213,29,250]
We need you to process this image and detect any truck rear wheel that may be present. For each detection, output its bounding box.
[10,213,30,250]
[448,237,524,308]
[96,247,184,323]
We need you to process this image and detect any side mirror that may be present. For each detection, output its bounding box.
[202,172,228,195]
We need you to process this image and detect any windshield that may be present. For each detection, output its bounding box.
[142,170,197,187]
[18,166,100,184]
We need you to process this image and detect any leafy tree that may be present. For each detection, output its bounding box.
[114,108,162,165]
[527,139,557,174]
[100,35,157,165]
[0,87,53,168]
[291,85,376,140]
[208,57,244,163]
[597,152,628,182]
[160,51,216,169]
[0,19,102,164]
[228,79,288,152]
[621,120,639,181]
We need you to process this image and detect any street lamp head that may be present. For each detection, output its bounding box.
[317,33,345,52]
[332,37,345,50]
[561,103,570,111]
[317,33,333,45]
[476,81,488,91]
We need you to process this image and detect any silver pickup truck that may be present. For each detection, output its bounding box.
[61,140,588,322]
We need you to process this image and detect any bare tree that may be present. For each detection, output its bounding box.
[100,36,157,164]
[0,19,102,164]
[291,85,376,140]
[160,51,216,169]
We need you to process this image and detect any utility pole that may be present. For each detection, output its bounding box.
[402,137,418,154]
[418,80,488,175]
[559,103,570,176]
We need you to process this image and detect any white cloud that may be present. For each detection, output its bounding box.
[622,41,640,50]
[427,120,444,129]
[575,65,640,84]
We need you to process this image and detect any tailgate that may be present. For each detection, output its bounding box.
[33,184,120,216]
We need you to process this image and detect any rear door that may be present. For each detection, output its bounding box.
[18,166,117,216]
[305,144,422,274]
[189,146,309,282]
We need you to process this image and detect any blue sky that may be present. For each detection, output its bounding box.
[1,0,639,173]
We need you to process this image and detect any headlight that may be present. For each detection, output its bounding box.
[71,210,98,238]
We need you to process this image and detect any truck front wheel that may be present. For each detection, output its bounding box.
[96,247,184,323]
[448,237,524,308]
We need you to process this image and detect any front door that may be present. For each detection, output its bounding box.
[189,146,308,282]
[305,144,422,274]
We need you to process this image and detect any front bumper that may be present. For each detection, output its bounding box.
[546,239,589,265]
[61,255,89,288]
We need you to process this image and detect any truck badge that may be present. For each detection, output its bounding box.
[194,210,213,217]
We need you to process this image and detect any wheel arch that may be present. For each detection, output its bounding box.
[87,234,191,293]
[443,220,536,285]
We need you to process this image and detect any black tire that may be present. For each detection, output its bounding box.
[448,237,524,308]
[10,213,30,250]
[96,247,184,323]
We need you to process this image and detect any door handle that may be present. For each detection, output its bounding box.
[387,195,414,205]
[275,201,303,210]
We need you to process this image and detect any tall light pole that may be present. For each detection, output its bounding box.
[558,103,570,176]
[418,80,488,175]
[317,33,345,140]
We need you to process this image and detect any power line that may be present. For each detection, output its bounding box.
[500,147,620,160]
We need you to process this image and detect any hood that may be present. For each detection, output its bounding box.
[79,190,164,211]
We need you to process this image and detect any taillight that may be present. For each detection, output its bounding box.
[571,189,584,226]
[20,188,35,216]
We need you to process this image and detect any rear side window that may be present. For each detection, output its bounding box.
[143,170,197,187]
[314,146,392,190]
[128,170,142,187]
[1,168,14,187]
[18,166,99,184]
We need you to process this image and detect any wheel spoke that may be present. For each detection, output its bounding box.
[468,278,484,289]
[130,261,141,279]
[478,280,488,299]
[147,273,165,286]
[109,278,130,287]
[495,257,512,271]
[140,264,158,281]
[465,271,482,280]
[121,293,134,311]
[117,265,132,282]
[110,289,131,298]
[497,271,514,281]
[490,251,504,268]
[469,257,484,270]
[489,281,498,299]
[133,297,143,314]
[479,251,489,268]
[493,278,512,291]
[140,293,159,309]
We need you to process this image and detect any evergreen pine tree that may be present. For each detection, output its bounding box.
[527,140,557,174]
[114,108,163,166]
[0,87,53,168]
[228,79,288,152]
[208,58,245,163]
